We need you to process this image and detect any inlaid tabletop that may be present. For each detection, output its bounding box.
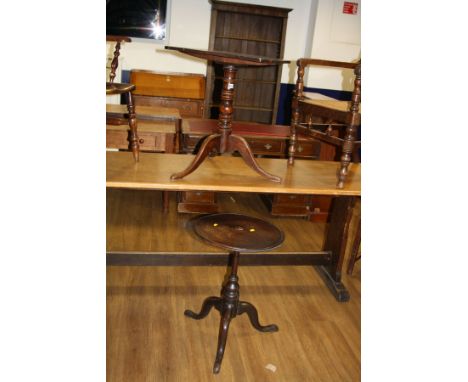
[106,152,360,196]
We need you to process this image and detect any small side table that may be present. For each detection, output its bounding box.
[185,213,284,373]
[165,46,290,183]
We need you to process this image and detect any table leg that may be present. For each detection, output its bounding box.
[170,134,221,180]
[316,196,356,302]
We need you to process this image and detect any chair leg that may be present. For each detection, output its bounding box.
[337,124,357,188]
[126,92,139,162]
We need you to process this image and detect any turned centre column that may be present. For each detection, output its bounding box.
[218,65,236,153]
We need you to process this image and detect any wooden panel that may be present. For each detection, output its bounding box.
[177,190,218,214]
[134,95,204,118]
[181,191,215,203]
[106,103,181,120]
[130,70,205,99]
[274,193,310,204]
[260,193,312,217]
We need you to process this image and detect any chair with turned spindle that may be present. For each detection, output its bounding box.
[106,35,139,161]
[288,59,361,189]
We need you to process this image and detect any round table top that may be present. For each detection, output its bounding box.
[189,213,284,252]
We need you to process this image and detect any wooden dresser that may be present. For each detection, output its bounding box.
[130,70,205,118]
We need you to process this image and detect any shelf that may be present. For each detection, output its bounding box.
[206,1,291,124]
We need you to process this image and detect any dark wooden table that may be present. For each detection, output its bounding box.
[164,46,290,182]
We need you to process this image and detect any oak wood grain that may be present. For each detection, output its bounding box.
[106,152,361,196]
[106,190,326,254]
[107,190,360,380]
[107,265,360,381]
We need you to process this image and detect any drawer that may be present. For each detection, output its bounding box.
[181,191,215,203]
[294,140,321,159]
[244,138,284,156]
[134,95,204,118]
[137,132,165,151]
[106,129,166,152]
[274,193,311,205]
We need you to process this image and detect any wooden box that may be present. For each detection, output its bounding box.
[130,70,206,118]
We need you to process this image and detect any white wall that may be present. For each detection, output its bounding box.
[107,0,314,84]
[305,0,361,91]
[107,0,361,91]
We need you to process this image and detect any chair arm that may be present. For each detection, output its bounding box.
[297,58,357,70]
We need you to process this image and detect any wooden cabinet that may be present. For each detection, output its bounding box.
[204,1,291,124]
[130,70,205,118]
[105,104,182,154]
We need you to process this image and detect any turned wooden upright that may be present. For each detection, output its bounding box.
[288,59,361,189]
[106,35,139,162]
[165,47,289,183]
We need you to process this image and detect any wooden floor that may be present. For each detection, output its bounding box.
[107,190,361,381]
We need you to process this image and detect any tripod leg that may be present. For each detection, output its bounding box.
[213,306,234,374]
[184,296,221,320]
[228,135,282,183]
[238,301,278,332]
[170,134,220,180]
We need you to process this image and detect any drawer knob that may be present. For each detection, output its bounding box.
[139,139,145,144]
[264,143,272,150]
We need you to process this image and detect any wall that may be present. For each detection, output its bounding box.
[107,0,361,121]
[107,0,315,84]
[305,0,361,91]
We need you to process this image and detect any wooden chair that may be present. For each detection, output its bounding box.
[288,59,361,188]
[106,35,139,162]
